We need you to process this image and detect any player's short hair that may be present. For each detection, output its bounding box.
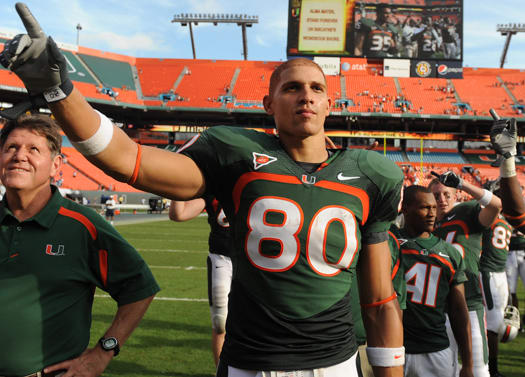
[0,113,62,157]
[268,58,326,98]
[402,185,431,209]
[427,178,457,192]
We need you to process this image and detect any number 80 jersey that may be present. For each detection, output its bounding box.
[181,127,403,369]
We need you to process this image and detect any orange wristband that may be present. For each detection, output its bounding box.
[360,292,397,308]
[128,143,142,185]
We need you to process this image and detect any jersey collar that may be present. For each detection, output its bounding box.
[0,185,63,228]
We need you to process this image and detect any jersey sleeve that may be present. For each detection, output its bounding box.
[358,150,403,243]
[448,243,468,286]
[388,230,407,310]
[178,130,222,196]
[89,217,160,306]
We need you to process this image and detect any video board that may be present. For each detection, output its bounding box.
[287,0,463,61]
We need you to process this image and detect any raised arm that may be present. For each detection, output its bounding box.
[432,171,501,227]
[490,117,525,232]
[457,180,501,228]
[1,3,205,200]
[358,241,404,377]
[169,198,206,222]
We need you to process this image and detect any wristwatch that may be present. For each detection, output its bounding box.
[99,336,120,356]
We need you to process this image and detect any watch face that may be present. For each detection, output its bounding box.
[103,338,117,349]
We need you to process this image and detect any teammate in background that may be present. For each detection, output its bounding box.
[169,196,233,367]
[479,184,512,377]
[350,229,407,377]
[2,4,404,376]
[0,113,159,376]
[105,194,117,224]
[411,17,441,59]
[506,230,525,324]
[436,18,459,59]
[399,185,472,377]
[354,3,401,57]
[429,171,502,377]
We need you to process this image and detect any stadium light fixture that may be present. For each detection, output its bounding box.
[171,13,259,60]
[76,23,82,46]
[497,23,525,68]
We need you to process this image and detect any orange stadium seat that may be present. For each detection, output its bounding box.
[345,76,401,113]
[452,74,516,118]
[56,162,99,191]
[136,58,190,97]
[398,78,456,115]
[164,61,237,108]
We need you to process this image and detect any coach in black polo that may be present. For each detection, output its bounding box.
[0,114,159,377]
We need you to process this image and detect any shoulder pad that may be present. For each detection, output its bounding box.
[357,150,403,189]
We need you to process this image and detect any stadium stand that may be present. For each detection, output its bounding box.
[231,61,279,108]
[2,35,525,196]
[398,77,456,115]
[135,58,190,97]
[62,147,142,192]
[77,53,136,91]
[345,75,402,113]
[406,150,466,164]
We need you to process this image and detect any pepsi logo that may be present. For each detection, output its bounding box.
[437,64,448,74]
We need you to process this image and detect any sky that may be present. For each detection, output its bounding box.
[0,0,524,69]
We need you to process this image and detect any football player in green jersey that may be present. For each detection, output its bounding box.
[480,211,512,377]
[1,4,404,376]
[400,185,472,377]
[429,172,502,377]
[354,3,401,57]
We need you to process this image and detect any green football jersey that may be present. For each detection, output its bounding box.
[351,228,407,345]
[480,216,512,273]
[400,234,467,354]
[433,201,485,310]
[359,18,400,57]
[181,126,403,370]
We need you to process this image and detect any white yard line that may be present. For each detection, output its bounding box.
[148,265,206,270]
[95,294,207,302]
[138,248,207,253]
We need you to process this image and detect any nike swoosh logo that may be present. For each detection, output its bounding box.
[446,214,456,221]
[438,252,450,259]
[337,173,360,181]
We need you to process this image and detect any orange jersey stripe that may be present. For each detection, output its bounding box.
[58,207,97,240]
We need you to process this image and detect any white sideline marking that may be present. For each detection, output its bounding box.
[138,248,207,253]
[95,294,207,302]
[149,265,206,270]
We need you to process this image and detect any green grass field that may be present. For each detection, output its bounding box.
[90,217,525,376]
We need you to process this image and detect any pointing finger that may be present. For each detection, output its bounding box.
[15,2,45,39]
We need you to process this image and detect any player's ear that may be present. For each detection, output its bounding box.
[325,97,332,116]
[263,94,274,115]
[49,153,62,179]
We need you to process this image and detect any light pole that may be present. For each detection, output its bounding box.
[76,23,82,46]
[497,23,525,68]
[171,13,259,60]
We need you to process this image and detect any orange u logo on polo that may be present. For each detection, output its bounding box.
[45,244,65,256]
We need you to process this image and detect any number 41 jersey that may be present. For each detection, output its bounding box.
[181,126,403,370]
